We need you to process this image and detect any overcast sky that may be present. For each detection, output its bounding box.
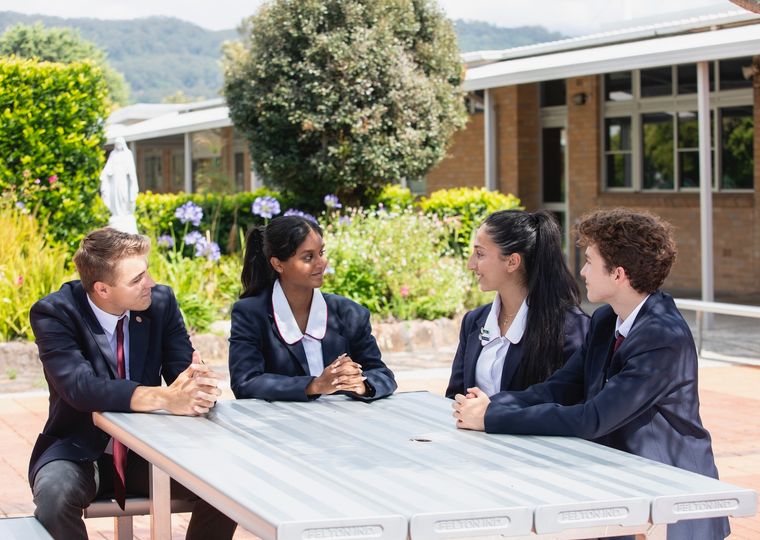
[1,0,733,36]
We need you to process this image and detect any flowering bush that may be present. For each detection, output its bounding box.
[251,195,281,220]
[419,187,522,255]
[322,207,473,320]
[0,202,75,340]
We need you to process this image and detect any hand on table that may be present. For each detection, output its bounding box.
[452,387,489,431]
[306,354,367,396]
[165,352,223,415]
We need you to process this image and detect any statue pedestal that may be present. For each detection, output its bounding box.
[108,214,138,234]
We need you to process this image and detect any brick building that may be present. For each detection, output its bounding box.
[426,8,760,297]
[107,8,760,297]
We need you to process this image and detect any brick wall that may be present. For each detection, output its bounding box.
[567,75,601,271]
[426,113,485,192]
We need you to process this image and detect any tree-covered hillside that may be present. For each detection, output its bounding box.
[0,11,565,103]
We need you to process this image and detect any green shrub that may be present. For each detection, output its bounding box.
[149,237,242,333]
[374,184,415,210]
[136,189,294,254]
[418,187,522,255]
[0,57,110,252]
[223,0,466,207]
[322,207,472,320]
[0,202,75,340]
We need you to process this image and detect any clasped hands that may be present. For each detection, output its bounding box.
[451,387,490,431]
[306,354,367,396]
[166,352,222,416]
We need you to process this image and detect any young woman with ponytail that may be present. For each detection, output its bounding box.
[229,215,397,401]
[446,210,589,398]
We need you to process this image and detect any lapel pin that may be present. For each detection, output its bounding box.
[135,316,142,323]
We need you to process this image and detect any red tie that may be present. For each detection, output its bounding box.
[613,333,625,353]
[113,316,128,510]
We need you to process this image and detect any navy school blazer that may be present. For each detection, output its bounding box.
[27,281,192,486]
[446,305,590,398]
[228,290,397,402]
[485,291,729,540]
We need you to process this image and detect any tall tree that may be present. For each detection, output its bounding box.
[223,0,466,206]
[0,23,129,106]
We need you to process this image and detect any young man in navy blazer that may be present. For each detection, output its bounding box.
[29,228,237,540]
[453,208,729,539]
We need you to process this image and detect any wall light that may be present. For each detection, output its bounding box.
[572,92,587,106]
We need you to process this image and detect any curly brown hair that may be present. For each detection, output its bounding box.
[576,208,677,294]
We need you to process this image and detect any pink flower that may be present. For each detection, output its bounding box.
[400,285,410,298]
[48,175,58,184]
[16,275,23,286]
[34,178,40,184]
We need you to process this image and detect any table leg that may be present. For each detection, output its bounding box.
[149,464,172,540]
[634,523,667,540]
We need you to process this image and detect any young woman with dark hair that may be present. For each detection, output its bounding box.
[446,210,589,398]
[229,215,397,401]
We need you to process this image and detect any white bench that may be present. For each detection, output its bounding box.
[0,516,52,539]
[84,497,195,539]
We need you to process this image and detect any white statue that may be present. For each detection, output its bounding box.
[100,137,139,233]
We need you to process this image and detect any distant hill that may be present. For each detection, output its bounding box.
[0,11,565,103]
[454,20,565,52]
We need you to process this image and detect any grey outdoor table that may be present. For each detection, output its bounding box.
[93,391,756,540]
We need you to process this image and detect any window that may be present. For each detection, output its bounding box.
[143,154,163,192]
[641,67,672,98]
[604,118,632,188]
[719,57,753,91]
[604,71,633,101]
[721,106,754,190]
[602,57,753,192]
[540,80,566,107]
[642,113,674,190]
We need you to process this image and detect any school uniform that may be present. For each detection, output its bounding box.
[485,291,729,539]
[446,296,589,398]
[229,281,397,401]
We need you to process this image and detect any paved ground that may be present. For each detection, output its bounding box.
[1,315,760,538]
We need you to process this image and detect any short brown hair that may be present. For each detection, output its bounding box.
[576,208,677,294]
[73,228,151,291]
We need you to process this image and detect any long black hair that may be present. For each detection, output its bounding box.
[482,210,581,388]
[240,216,323,298]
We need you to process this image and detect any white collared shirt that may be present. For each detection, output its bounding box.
[615,294,650,339]
[475,295,528,397]
[86,294,131,379]
[272,280,328,376]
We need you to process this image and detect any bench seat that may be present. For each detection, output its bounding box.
[0,516,52,539]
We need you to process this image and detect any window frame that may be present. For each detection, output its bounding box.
[601,60,754,193]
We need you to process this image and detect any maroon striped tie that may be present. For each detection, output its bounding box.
[113,316,128,510]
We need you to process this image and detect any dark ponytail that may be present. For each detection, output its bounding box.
[482,210,581,389]
[239,216,323,298]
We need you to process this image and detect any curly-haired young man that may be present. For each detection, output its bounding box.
[453,208,728,540]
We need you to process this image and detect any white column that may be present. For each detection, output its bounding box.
[697,61,714,329]
[184,133,192,193]
[484,89,498,191]
[149,464,172,540]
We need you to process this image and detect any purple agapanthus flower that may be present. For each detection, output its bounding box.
[338,215,351,226]
[175,201,203,226]
[195,238,221,261]
[323,194,342,209]
[184,230,204,246]
[283,208,318,224]
[15,201,25,210]
[157,235,174,249]
[252,196,281,219]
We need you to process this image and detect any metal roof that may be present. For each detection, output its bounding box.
[460,7,758,67]
[463,22,760,91]
[106,105,231,144]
